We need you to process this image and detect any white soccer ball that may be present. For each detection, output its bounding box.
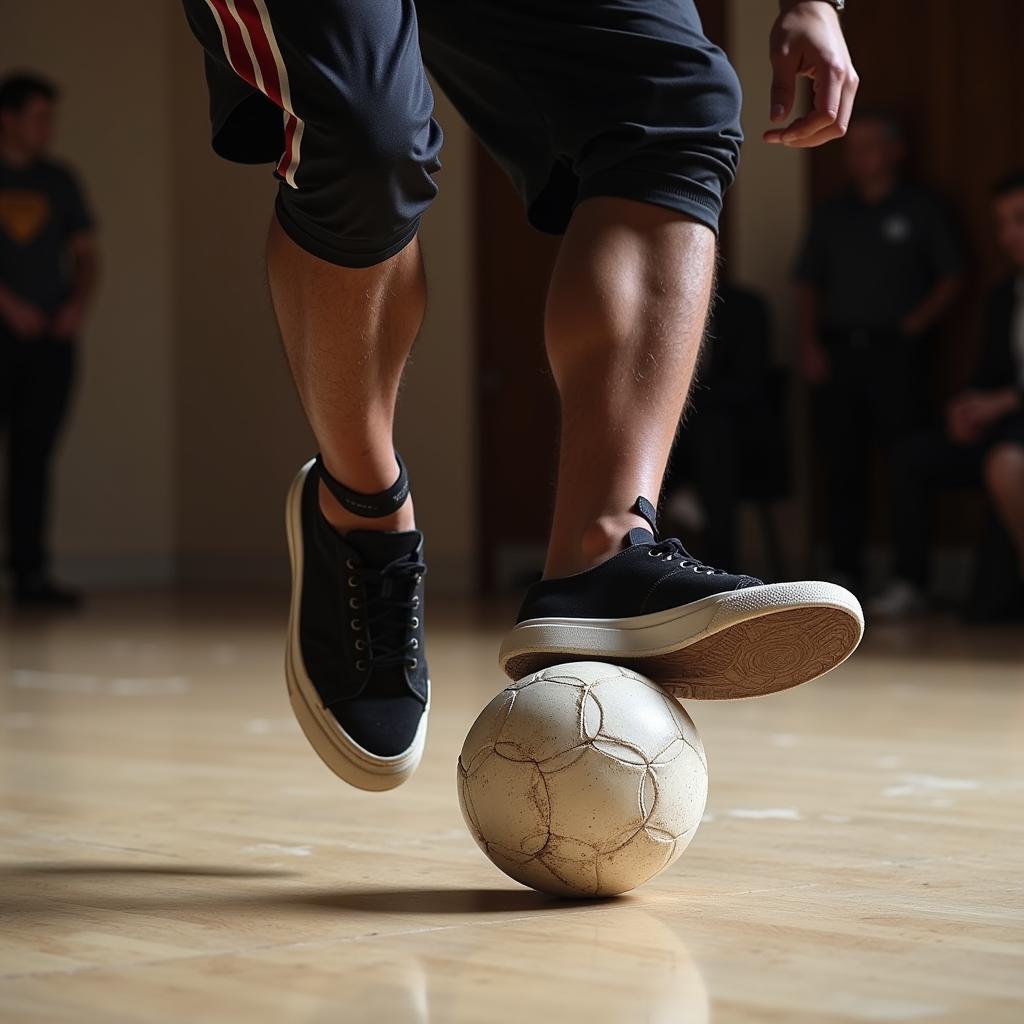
[457,662,708,897]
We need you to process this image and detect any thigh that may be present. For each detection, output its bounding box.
[9,338,76,455]
[986,411,1024,450]
[419,0,741,236]
[182,0,442,265]
[871,335,930,435]
[894,429,982,488]
[817,369,869,456]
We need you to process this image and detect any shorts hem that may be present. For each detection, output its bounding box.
[274,193,422,268]
[573,170,724,236]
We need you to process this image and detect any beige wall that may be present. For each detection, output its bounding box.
[168,5,309,585]
[2,0,177,584]
[727,0,807,355]
[2,1,476,592]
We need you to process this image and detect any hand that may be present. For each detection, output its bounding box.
[51,300,85,340]
[946,398,981,445]
[764,1,859,148]
[946,390,1011,445]
[0,293,48,339]
[801,339,831,385]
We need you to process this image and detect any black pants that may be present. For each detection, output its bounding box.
[0,330,77,581]
[889,416,1024,611]
[664,409,740,567]
[814,331,928,583]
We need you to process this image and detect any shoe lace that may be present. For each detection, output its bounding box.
[345,555,426,673]
[646,537,726,575]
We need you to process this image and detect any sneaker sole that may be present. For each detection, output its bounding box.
[498,581,864,699]
[285,460,427,791]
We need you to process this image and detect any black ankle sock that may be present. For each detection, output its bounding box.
[314,452,410,519]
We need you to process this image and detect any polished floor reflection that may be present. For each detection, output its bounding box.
[1,594,1022,1022]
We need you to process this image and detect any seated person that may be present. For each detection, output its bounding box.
[872,171,1024,618]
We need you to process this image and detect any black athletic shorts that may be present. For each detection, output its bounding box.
[183,0,742,268]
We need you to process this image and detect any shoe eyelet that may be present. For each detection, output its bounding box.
[349,597,360,609]
[345,558,356,570]
[348,575,359,588]
[409,658,418,669]
[646,549,658,558]
[411,638,419,649]
[350,619,361,630]
[411,616,419,628]
[356,659,368,672]
[411,596,420,607]
[355,640,366,651]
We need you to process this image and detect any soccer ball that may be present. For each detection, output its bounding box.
[457,662,708,897]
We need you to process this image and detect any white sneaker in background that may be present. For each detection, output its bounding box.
[868,580,926,619]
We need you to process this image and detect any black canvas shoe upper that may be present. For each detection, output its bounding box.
[298,468,428,757]
[516,497,762,623]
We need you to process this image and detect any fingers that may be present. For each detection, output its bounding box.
[764,59,859,148]
[768,46,798,125]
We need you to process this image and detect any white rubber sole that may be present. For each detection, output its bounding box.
[284,461,427,791]
[498,581,864,700]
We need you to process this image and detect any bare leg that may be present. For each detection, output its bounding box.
[984,442,1024,574]
[543,197,716,579]
[266,216,423,534]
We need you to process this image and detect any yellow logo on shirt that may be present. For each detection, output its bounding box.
[0,190,51,244]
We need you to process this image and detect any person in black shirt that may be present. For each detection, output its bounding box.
[0,73,98,607]
[872,172,1024,620]
[796,112,963,591]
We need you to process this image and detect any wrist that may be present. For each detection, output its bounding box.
[780,0,843,12]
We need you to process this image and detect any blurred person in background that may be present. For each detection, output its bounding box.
[871,172,1024,621]
[0,72,97,608]
[662,280,774,569]
[796,111,963,593]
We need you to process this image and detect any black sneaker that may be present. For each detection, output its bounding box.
[499,497,863,700]
[285,459,428,790]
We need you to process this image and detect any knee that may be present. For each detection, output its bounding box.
[279,97,441,267]
[984,443,1024,499]
[343,103,440,191]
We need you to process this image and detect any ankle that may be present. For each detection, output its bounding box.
[545,511,649,578]
[319,482,415,535]
[315,450,415,535]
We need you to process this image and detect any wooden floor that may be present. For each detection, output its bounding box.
[1,593,1022,1023]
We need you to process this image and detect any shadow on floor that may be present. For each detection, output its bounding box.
[2,861,297,879]
[0,861,615,920]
